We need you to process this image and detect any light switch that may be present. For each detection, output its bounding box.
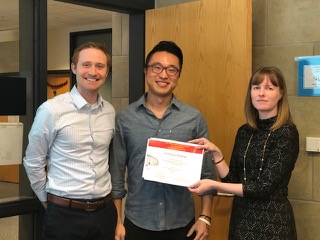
[306,137,320,152]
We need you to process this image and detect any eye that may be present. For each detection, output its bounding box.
[153,65,163,71]
[167,67,178,75]
[252,86,259,90]
[96,64,105,70]
[83,63,91,68]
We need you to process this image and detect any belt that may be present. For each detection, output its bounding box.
[47,193,112,212]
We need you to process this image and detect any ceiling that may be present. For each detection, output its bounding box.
[0,0,114,31]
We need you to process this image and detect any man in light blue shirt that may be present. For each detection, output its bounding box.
[23,42,117,240]
[110,41,216,240]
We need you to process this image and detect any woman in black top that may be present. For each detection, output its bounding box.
[189,66,299,240]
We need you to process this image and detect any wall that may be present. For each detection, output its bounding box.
[252,1,320,239]
[0,30,19,73]
[110,13,129,114]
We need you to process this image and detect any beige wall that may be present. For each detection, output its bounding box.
[252,1,320,239]
[0,30,19,73]
[110,13,129,114]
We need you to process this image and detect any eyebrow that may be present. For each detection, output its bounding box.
[150,62,179,69]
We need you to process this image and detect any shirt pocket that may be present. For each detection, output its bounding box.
[157,127,195,142]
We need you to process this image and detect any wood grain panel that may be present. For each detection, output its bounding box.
[146,0,251,239]
[0,165,19,183]
[0,116,8,122]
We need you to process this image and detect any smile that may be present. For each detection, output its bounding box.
[85,78,100,82]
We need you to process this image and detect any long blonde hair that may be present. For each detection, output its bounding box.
[244,66,294,131]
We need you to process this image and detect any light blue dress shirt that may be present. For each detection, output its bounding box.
[23,86,115,202]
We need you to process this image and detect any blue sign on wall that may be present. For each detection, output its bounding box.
[297,56,320,96]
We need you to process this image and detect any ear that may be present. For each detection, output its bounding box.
[71,63,76,74]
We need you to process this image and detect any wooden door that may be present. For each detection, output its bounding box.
[145,0,252,239]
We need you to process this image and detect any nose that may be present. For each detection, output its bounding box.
[159,69,168,78]
[89,66,97,75]
[259,88,265,97]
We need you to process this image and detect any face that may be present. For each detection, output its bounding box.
[251,75,283,119]
[71,48,108,95]
[145,51,180,98]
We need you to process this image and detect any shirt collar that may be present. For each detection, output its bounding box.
[136,93,181,111]
[70,85,104,109]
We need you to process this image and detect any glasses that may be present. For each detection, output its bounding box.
[147,64,180,76]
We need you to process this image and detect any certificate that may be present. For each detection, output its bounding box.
[142,138,204,187]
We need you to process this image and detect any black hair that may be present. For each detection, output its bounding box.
[145,41,183,71]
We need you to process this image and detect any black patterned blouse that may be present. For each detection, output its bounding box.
[221,116,299,240]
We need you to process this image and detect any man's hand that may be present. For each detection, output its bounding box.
[115,222,126,240]
[187,219,210,240]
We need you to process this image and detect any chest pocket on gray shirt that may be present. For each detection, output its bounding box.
[156,127,195,142]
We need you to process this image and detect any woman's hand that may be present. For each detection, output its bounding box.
[188,179,217,195]
[189,138,223,161]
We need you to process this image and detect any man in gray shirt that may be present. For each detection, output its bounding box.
[110,41,216,240]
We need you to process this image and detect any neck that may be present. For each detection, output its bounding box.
[145,93,172,119]
[258,111,277,120]
[76,85,99,104]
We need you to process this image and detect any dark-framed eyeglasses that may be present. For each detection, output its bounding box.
[147,63,180,76]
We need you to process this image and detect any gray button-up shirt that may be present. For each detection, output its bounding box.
[110,94,215,231]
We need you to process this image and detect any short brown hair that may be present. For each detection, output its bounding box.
[71,42,111,68]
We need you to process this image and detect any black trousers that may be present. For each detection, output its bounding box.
[42,201,117,240]
[124,217,196,240]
